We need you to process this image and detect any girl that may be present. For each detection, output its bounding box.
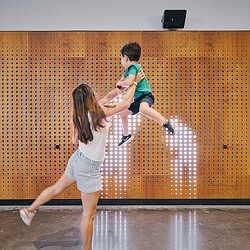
[20,70,144,250]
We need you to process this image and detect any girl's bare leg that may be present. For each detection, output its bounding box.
[28,173,75,212]
[80,191,101,250]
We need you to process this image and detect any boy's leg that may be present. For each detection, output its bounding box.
[139,102,167,125]
[118,108,134,147]
[120,108,133,136]
[139,102,176,135]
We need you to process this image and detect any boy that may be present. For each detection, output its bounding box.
[116,42,176,147]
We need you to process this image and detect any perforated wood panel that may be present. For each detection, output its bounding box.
[0,31,249,200]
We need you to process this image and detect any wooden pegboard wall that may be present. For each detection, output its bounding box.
[0,31,249,200]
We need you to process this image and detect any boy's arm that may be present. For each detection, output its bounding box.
[117,68,144,88]
[99,68,144,106]
[117,74,136,87]
[101,83,137,117]
[119,76,126,81]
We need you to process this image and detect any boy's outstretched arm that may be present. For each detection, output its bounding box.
[116,74,136,88]
[98,69,144,106]
[101,83,137,117]
[117,68,144,88]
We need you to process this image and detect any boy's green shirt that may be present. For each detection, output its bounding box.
[123,63,151,100]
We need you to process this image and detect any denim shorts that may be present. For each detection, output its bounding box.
[65,149,103,193]
[128,92,155,115]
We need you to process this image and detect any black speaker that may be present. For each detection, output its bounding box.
[161,10,187,29]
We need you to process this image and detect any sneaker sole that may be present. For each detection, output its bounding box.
[173,126,179,135]
[20,209,33,226]
[169,128,179,136]
[118,135,134,147]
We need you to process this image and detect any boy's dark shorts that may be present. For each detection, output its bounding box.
[128,92,155,115]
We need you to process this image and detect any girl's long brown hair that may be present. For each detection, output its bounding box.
[72,83,106,144]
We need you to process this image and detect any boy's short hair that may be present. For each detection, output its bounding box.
[120,42,141,61]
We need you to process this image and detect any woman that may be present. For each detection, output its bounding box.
[19,70,144,250]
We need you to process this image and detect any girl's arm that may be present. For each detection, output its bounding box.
[98,88,122,106]
[98,76,127,105]
[101,82,137,117]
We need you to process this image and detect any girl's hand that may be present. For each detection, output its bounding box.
[135,68,145,83]
[116,85,126,92]
[103,103,116,108]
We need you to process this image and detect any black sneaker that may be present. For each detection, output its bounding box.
[118,134,134,147]
[163,121,176,135]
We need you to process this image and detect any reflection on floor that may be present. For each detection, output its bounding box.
[0,206,249,250]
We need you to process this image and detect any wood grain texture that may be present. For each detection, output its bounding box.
[0,31,249,199]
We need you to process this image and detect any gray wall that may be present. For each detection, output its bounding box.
[0,0,250,31]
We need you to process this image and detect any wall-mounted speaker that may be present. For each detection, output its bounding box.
[161,10,187,29]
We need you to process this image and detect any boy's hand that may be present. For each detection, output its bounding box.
[135,68,145,83]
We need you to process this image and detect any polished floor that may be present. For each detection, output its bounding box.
[0,206,249,250]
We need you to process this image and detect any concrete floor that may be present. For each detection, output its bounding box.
[0,206,249,250]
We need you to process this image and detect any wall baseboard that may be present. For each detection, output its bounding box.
[0,199,249,206]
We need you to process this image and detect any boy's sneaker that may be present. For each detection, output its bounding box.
[163,121,178,136]
[20,208,36,226]
[118,134,134,147]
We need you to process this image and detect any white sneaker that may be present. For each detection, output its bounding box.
[20,208,36,226]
